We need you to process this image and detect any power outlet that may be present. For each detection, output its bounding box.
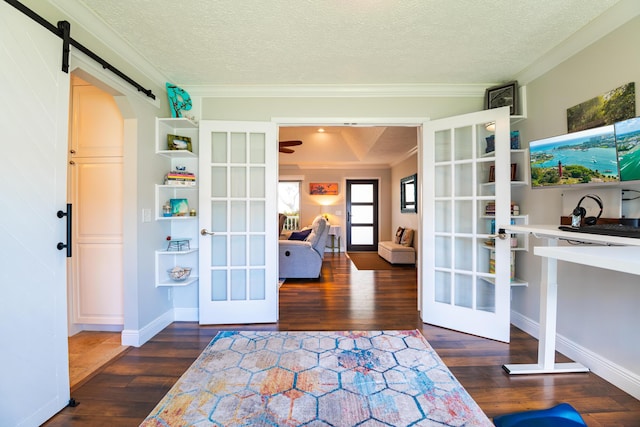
[142,208,152,223]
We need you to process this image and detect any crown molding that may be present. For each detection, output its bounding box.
[49,0,169,87]
[182,83,488,98]
[516,0,640,85]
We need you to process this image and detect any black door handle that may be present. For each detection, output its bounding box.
[57,203,72,257]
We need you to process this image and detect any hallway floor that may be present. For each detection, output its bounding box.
[68,331,129,390]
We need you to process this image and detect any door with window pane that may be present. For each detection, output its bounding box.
[421,107,511,343]
[198,121,278,324]
[346,179,379,251]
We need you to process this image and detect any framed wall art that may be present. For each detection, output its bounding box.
[309,183,338,195]
[485,81,518,115]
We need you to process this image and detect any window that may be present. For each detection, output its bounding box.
[278,181,300,231]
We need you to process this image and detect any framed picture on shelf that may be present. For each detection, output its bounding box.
[485,81,518,115]
[511,163,517,181]
[170,198,189,216]
[488,165,495,183]
[167,134,192,151]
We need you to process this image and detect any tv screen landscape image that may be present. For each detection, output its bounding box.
[529,125,619,188]
[615,117,640,182]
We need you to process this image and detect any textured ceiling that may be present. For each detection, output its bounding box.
[73,0,622,167]
[78,0,620,86]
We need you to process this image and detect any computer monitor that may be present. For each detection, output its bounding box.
[529,125,619,188]
[614,117,640,182]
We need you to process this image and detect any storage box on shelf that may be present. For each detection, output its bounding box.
[154,117,199,287]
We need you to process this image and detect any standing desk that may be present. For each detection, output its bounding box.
[500,224,640,374]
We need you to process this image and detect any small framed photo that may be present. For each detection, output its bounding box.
[488,165,495,183]
[485,81,518,115]
[170,198,189,216]
[167,134,192,151]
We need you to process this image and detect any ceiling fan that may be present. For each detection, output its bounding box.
[279,140,302,154]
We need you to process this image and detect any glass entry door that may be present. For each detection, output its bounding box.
[198,121,278,324]
[421,107,512,343]
[346,179,379,251]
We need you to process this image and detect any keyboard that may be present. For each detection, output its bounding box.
[558,223,640,239]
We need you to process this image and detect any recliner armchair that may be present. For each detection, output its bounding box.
[279,215,330,279]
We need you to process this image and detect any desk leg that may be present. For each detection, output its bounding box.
[503,239,589,375]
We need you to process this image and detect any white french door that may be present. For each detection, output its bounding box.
[0,2,71,425]
[198,121,278,324]
[421,107,512,342]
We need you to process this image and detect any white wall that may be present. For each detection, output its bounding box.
[514,16,640,391]
[391,153,419,249]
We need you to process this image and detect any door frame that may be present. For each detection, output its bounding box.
[274,116,427,313]
[345,178,380,252]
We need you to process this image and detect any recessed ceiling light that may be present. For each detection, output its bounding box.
[317,128,325,133]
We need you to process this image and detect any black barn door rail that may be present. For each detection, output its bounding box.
[5,0,156,100]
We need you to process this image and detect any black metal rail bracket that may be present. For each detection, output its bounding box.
[5,0,156,100]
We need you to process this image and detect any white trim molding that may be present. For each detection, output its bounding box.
[121,309,173,347]
[511,310,640,400]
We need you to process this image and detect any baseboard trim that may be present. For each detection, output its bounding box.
[174,307,199,322]
[511,310,640,400]
[121,309,173,347]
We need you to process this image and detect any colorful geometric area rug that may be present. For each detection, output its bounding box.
[140,330,492,426]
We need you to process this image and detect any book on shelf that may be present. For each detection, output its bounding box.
[165,170,196,186]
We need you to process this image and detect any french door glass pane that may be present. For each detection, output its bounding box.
[231,270,246,300]
[230,132,246,163]
[351,226,373,245]
[250,269,265,299]
[249,133,265,163]
[211,201,227,232]
[434,165,450,197]
[211,270,227,301]
[249,235,265,265]
[477,279,495,313]
[454,273,472,308]
[434,201,451,233]
[230,201,246,232]
[211,132,227,163]
[230,167,246,197]
[434,236,451,268]
[211,167,227,197]
[211,235,226,266]
[435,271,451,304]
[230,235,246,266]
[454,126,473,160]
[250,201,265,232]
[454,163,473,197]
[454,237,472,271]
[434,129,451,162]
[250,167,265,198]
[455,200,473,233]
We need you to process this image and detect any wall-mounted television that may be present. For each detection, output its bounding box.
[614,117,640,182]
[529,125,619,188]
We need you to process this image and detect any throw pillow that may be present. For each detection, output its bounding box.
[394,227,405,244]
[288,229,312,241]
[400,228,414,247]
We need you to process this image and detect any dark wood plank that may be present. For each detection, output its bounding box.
[45,253,640,426]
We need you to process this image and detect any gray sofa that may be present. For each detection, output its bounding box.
[279,215,330,279]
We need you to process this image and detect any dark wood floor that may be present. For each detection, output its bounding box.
[46,253,639,426]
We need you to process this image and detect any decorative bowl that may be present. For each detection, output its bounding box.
[167,266,192,281]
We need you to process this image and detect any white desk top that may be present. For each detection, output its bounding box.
[501,224,640,276]
[503,224,640,247]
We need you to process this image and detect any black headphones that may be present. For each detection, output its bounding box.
[571,194,603,227]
